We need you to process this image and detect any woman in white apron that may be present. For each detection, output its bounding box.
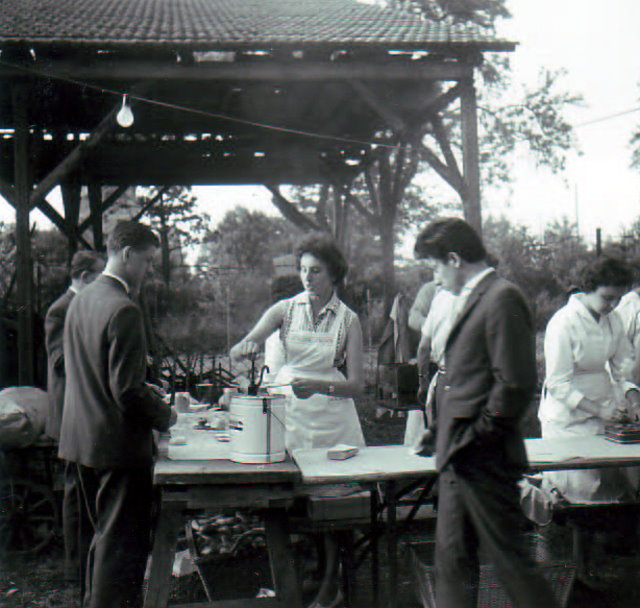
[539,257,640,504]
[231,233,364,608]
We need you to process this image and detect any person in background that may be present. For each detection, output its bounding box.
[403,285,457,446]
[615,279,640,386]
[539,257,640,503]
[59,221,176,608]
[44,250,104,585]
[231,232,364,608]
[414,217,558,608]
[407,279,438,332]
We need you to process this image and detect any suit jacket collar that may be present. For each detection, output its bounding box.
[98,273,130,297]
[446,271,498,349]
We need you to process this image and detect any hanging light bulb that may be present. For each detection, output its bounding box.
[116,94,134,128]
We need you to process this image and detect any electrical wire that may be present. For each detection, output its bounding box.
[574,105,640,128]
[0,58,395,149]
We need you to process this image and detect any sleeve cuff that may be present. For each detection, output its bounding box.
[567,390,585,408]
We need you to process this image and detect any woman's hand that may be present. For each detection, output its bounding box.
[291,378,323,399]
[601,399,629,423]
[230,340,261,362]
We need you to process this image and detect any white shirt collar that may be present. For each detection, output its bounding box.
[102,272,130,295]
[68,285,79,295]
[460,266,494,296]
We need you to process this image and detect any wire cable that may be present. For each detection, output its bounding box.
[0,58,395,149]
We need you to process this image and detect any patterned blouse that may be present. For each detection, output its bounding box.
[280,291,358,368]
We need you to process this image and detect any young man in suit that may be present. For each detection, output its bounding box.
[44,250,104,583]
[59,221,176,608]
[414,218,558,608]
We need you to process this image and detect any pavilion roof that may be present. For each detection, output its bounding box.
[0,0,514,52]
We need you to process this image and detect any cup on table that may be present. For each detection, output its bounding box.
[175,391,191,413]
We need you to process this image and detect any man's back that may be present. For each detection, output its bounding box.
[44,289,75,440]
[59,275,170,469]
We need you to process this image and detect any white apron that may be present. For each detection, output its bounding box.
[271,299,365,452]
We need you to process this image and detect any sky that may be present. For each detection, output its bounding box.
[492,0,640,243]
[2,0,640,248]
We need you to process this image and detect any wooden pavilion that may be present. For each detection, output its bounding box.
[0,0,514,384]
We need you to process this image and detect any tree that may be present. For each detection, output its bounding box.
[105,186,209,285]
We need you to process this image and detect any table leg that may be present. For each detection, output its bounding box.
[369,485,380,608]
[263,508,302,608]
[144,502,183,608]
[386,480,398,608]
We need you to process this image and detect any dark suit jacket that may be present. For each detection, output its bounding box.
[44,288,75,440]
[435,272,536,474]
[58,275,172,469]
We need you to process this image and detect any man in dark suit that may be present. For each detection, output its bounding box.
[45,250,104,582]
[414,218,558,608]
[59,221,176,608]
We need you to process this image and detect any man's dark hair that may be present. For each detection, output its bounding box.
[578,257,633,293]
[414,217,486,263]
[70,250,103,279]
[107,221,159,254]
[294,232,348,284]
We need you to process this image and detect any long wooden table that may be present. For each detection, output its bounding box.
[147,430,640,608]
[292,437,640,608]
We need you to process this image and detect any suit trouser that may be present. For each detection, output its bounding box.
[435,465,560,608]
[75,463,153,608]
[63,461,92,593]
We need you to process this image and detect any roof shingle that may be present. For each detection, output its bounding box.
[0,0,514,50]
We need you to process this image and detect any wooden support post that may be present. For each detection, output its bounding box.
[12,83,34,385]
[460,78,482,235]
[61,180,82,255]
[87,184,104,250]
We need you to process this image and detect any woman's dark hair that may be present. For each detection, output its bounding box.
[107,221,159,254]
[294,232,348,284]
[578,257,633,293]
[414,217,486,263]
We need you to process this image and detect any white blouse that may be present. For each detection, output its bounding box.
[615,290,640,351]
[539,293,635,427]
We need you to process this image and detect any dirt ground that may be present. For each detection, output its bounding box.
[2,398,640,607]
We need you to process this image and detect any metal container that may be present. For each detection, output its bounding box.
[228,392,286,464]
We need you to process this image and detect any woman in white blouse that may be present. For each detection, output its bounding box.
[539,257,640,503]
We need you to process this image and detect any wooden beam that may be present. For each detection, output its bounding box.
[1,58,477,83]
[80,184,128,238]
[460,79,481,234]
[419,144,464,193]
[0,178,15,205]
[413,83,463,127]
[29,106,118,209]
[36,199,93,250]
[349,80,407,133]
[431,115,463,185]
[12,83,34,385]
[87,184,104,250]
[264,184,321,232]
[61,180,82,254]
[133,186,169,221]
